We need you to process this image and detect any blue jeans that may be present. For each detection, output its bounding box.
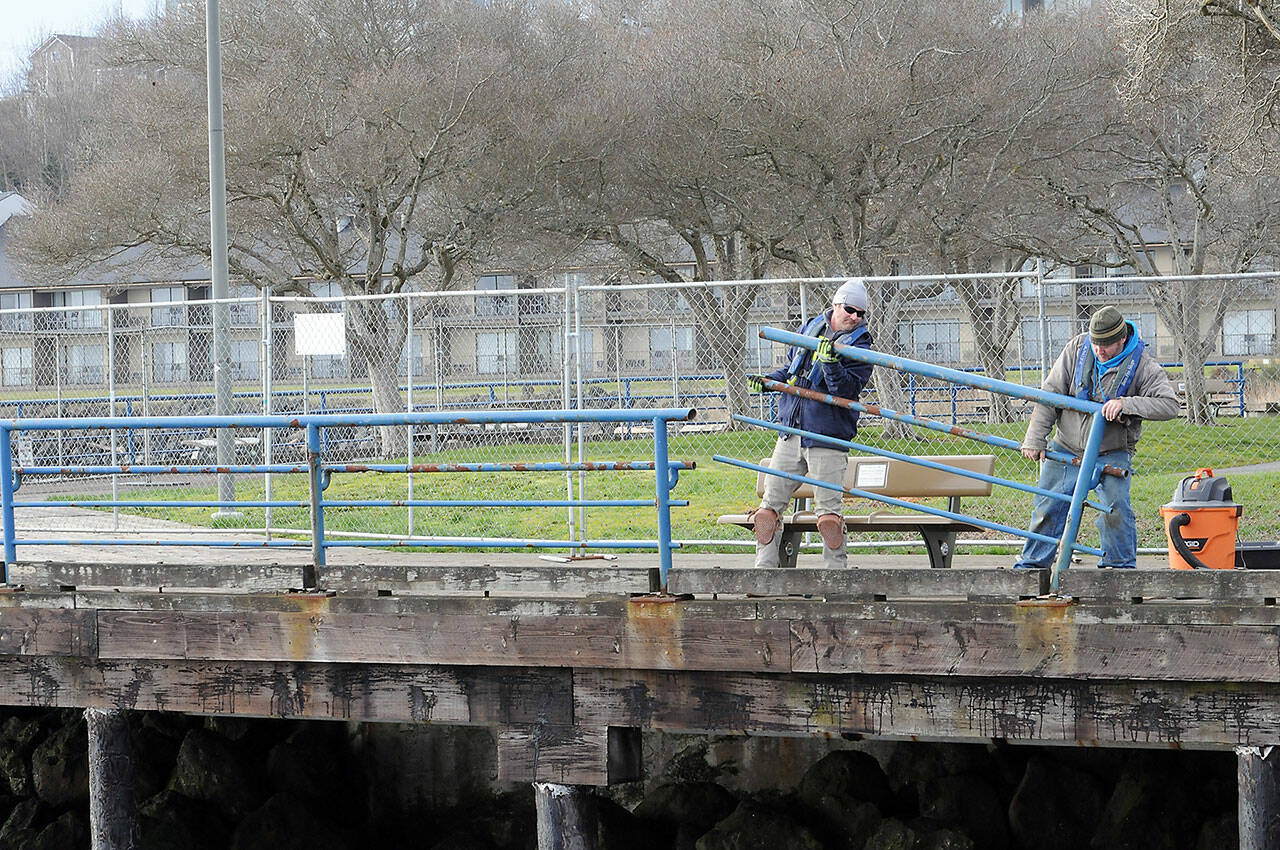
[1014,443,1136,569]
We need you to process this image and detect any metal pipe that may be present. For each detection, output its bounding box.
[18,500,307,509]
[753,377,1127,479]
[4,407,698,431]
[712,454,1104,556]
[17,464,308,476]
[321,499,686,508]
[1052,412,1108,591]
[732,414,1111,513]
[1,428,14,574]
[305,423,323,586]
[654,416,675,588]
[763,327,1105,416]
[321,538,676,550]
[327,460,694,474]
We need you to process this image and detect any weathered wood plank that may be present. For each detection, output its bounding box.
[73,590,648,618]
[11,561,305,593]
[788,614,1280,681]
[0,591,76,610]
[65,589,1280,627]
[0,608,96,657]
[667,567,1043,600]
[97,610,790,672]
[0,656,571,724]
[573,668,1280,749]
[500,726,641,785]
[319,564,653,596]
[1058,569,1280,603]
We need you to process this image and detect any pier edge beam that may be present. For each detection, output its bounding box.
[86,708,140,850]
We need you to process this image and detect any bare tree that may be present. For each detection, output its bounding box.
[11,0,528,456]
[1004,5,1280,423]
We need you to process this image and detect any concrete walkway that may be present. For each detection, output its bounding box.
[4,505,1171,570]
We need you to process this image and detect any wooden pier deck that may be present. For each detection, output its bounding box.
[4,557,1280,788]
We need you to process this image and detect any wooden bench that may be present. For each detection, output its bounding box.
[718,454,996,569]
[1174,378,1243,417]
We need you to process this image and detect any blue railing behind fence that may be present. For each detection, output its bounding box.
[0,408,696,591]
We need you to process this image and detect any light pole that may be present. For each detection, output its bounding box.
[205,0,236,514]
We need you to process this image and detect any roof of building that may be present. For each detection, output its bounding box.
[31,34,103,59]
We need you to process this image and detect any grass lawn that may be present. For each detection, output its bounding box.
[77,415,1280,553]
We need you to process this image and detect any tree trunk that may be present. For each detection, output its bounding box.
[346,297,410,457]
[368,358,410,458]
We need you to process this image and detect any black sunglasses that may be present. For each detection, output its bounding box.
[840,305,865,317]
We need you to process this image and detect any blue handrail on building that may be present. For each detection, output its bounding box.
[0,408,696,591]
[756,327,1111,592]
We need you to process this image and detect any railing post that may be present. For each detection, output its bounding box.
[653,416,673,591]
[1052,411,1107,593]
[0,427,14,578]
[305,423,324,589]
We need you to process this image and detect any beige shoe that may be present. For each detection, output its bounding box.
[751,508,779,545]
[816,513,845,550]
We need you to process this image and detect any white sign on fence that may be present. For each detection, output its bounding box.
[293,313,346,357]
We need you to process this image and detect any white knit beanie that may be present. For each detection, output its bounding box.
[832,278,869,312]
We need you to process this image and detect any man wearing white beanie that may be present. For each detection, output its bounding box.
[746,278,875,568]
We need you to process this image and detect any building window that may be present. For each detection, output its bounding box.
[151,286,186,327]
[2,347,32,386]
[649,326,695,372]
[528,329,562,373]
[0,292,33,332]
[1019,317,1073,363]
[152,341,187,383]
[309,354,347,380]
[1021,269,1072,299]
[896,320,960,363]
[476,274,516,317]
[1223,309,1275,356]
[52,290,103,329]
[476,330,517,374]
[745,323,785,370]
[574,328,598,373]
[229,339,259,380]
[230,285,259,327]
[65,344,105,384]
[1132,312,1157,349]
[646,288,690,312]
[402,333,429,377]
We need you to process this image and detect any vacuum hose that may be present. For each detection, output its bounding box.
[1167,512,1211,570]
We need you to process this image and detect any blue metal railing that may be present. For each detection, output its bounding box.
[0,408,696,590]
[741,328,1113,592]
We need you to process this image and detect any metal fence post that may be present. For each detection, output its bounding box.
[653,416,674,590]
[1,427,15,577]
[305,422,324,588]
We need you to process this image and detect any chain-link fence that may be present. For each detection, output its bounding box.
[2,270,1277,554]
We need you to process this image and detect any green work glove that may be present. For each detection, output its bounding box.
[746,376,765,393]
[815,336,839,363]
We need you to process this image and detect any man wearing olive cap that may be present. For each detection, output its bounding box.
[1014,305,1177,569]
[745,278,875,568]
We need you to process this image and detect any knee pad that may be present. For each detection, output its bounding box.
[816,513,845,550]
[751,508,779,546]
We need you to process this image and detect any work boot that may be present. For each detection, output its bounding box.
[816,513,845,551]
[751,508,779,546]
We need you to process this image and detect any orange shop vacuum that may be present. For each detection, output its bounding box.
[1161,468,1280,569]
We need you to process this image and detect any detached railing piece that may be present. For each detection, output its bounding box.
[753,328,1113,593]
[0,408,695,591]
